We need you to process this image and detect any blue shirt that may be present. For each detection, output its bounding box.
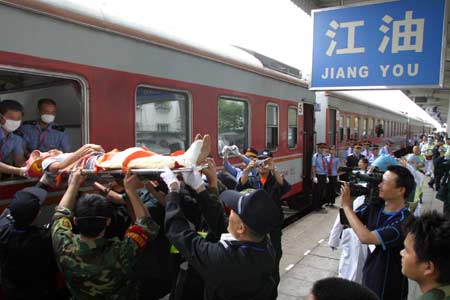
[356,204,410,300]
[326,155,340,176]
[21,121,70,153]
[312,153,327,175]
[0,129,24,163]
[371,155,398,171]
[223,156,258,182]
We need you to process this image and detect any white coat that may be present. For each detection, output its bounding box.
[328,196,368,283]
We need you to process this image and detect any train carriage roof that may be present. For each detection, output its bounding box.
[328,90,440,127]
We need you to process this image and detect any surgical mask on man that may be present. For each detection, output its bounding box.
[41,114,55,124]
[1,116,21,132]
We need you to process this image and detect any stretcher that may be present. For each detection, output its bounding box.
[75,165,207,182]
[27,138,208,186]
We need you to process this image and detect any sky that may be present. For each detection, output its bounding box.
[96,0,313,77]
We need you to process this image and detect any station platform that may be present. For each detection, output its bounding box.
[277,181,444,300]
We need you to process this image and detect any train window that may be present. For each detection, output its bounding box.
[288,106,297,148]
[136,87,189,154]
[346,115,351,140]
[218,97,249,154]
[363,118,368,139]
[354,116,360,140]
[339,115,344,142]
[0,68,84,184]
[266,104,279,149]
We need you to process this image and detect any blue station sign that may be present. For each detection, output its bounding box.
[310,0,447,90]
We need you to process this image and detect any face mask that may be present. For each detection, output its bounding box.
[41,114,55,124]
[1,117,21,132]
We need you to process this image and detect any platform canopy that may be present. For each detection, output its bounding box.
[292,0,450,130]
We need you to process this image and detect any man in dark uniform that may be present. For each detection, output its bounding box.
[0,186,58,299]
[236,149,291,299]
[346,143,365,168]
[161,164,278,300]
[21,98,71,153]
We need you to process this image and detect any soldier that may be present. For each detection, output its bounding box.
[401,211,450,300]
[312,143,329,212]
[0,100,27,177]
[21,98,71,153]
[51,170,160,299]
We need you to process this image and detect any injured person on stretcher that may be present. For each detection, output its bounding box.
[25,134,211,187]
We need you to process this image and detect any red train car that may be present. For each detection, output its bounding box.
[0,0,317,215]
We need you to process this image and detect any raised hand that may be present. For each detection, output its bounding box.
[160,167,180,192]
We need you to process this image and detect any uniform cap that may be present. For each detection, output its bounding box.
[385,139,394,145]
[9,187,47,228]
[317,143,328,149]
[372,144,380,150]
[244,147,258,158]
[219,189,279,235]
[329,145,336,150]
[354,143,363,148]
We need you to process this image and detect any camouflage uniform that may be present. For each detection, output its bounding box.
[51,206,159,300]
[418,285,450,300]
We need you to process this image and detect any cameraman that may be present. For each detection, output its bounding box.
[340,165,415,300]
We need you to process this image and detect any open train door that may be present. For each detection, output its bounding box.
[302,103,315,202]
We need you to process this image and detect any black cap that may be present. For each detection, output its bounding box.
[9,187,47,227]
[257,149,273,159]
[317,143,328,149]
[219,189,279,235]
[372,144,380,149]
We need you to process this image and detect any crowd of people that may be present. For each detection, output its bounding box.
[322,133,450,300]
[0,131,294,300]
[2,96,450,300]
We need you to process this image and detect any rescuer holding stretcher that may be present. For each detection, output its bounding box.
[161,156,279,300]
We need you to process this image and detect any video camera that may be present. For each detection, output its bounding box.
[338,166,384,205]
